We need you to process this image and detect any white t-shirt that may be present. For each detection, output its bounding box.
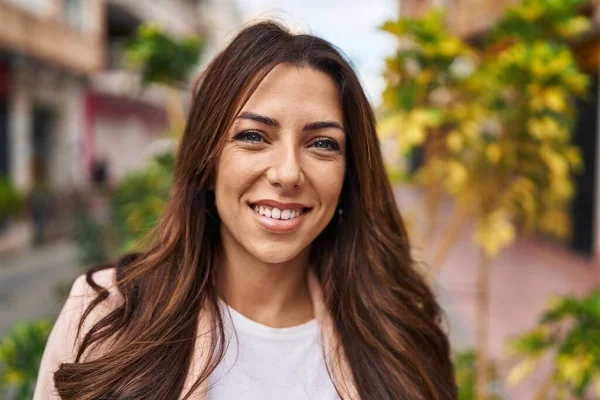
[208,299,339,400]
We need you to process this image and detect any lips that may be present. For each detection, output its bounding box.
[251,199,311,210]
[248,203,311,233]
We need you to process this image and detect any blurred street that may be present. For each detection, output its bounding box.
[0,240,77,337]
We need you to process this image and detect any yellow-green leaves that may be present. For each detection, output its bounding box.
[378,108,442,155]
[555,16,592,38]
[446,131,464,153]
[444,160,469,194]
[514,1,545,22]
[506,356,539,387]
[494,0,591,42]
[0,320,53,398]
[379,0,590,259]
[380,6,594,396]
[508,290,600,397]
[485,143,503,164]
[474,209,516,257]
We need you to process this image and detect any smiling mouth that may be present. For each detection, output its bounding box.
[248,203,312,220]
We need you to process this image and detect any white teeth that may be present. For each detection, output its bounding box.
[252,204,305,220]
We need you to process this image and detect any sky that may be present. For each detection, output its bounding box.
[234,0,399,106]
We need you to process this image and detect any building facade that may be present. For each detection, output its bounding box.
[0,0,241,250]
[0,0,242,190]
[86,0,242,185]
[0,0,104,191]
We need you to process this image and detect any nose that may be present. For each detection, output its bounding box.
[266,138,305,190]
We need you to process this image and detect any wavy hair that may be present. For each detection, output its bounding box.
[54,21,457,399]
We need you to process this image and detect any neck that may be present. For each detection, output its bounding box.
[216,228,315,328]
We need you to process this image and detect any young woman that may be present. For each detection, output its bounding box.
[34,21,457,400]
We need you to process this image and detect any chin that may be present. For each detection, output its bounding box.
[250,244,306,265]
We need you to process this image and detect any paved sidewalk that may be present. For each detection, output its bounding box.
[0,239,79,336]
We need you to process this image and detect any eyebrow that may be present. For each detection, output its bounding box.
[237,111,345,133]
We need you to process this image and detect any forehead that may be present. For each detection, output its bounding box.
[239,64,343,122]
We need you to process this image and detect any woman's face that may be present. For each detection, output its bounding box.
[214,64,346,264]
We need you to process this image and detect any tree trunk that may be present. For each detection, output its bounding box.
[475,250,491,400]
[427,204,468,283]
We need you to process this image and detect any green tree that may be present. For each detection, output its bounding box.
[0,179,25,225]
[0,321,52,399]
[72,152,174,266]
[507,290,600,399]
[454,350,502,400]
[74,25,203,265]
[379,0,592,398]
[111,152,174,254]
[125,23,204,137]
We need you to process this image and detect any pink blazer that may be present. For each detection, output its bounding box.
[33,268,359,399]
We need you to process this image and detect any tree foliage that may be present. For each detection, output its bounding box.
[379,1,594,398]
[111,152,174,253]
[0,179,25,223]
[125,23,204,88]
[379,0,591,258]
[454,350,503,400]
[74,23,202,265]
[0,320,52,400]
[507,290,600,398]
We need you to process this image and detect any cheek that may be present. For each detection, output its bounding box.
[309,161,345,207]
[214,150,260,203]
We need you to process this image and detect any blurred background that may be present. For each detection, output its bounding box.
[0,0,599,399]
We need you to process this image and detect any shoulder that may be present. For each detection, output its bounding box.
[46,267,124,365]
[63,267,123,341]
[70,267,122,303]
[49,267,123,359]
[67,267,123,316]
[33,267,122,399]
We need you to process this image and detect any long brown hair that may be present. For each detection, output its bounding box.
[54,21,457,399]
